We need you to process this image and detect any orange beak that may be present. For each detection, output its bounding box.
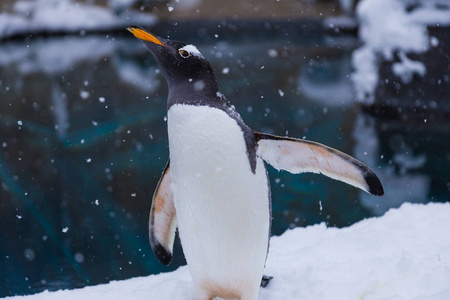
[127,26,166,48]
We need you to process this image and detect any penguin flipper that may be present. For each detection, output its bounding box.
[149,159,177,265]
[255,132,384,196]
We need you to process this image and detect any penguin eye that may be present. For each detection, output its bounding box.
[179,49,190,58]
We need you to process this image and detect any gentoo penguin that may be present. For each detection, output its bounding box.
[127,26,384,300]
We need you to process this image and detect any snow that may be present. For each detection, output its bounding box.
[267,48,278,58]
[392,52,427,84]
[6,202,450,300]
[0,0,156,40]
[351,0,450,104]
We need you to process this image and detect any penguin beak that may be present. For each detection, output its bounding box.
[127,26,167,48]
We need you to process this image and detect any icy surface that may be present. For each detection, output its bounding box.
[6,202,450,300]
[351,0,450,103]
[0,0,156,40]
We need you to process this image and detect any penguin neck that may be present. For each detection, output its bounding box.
[166,76,259,174]
[166,76,222,109]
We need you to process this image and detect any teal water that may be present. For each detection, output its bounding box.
[0,28,448,297]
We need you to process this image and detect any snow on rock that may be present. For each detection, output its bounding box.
[0,0,156,40]
[6,202,450,300]
[351,0,450,104]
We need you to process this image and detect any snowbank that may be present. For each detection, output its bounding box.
[0,0,155,40]
[351,0,450,103]
[6,202,450,300]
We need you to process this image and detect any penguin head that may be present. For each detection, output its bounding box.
[128,26,217,92]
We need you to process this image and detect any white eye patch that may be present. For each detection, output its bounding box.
[179,44,203,58]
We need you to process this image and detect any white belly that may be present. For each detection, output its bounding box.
[167,104,270,298]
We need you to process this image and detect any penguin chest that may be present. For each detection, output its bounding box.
[167,104,270,286]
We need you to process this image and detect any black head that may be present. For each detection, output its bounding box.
[128,26,257,173]
[128,26,220,106]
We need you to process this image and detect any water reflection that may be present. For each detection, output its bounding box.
[354,114,431,215]
[0,32,448,297]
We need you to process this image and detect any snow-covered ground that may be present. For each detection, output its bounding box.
[6,202,450,300]
[351,0,450,103]
[0,0,155,40]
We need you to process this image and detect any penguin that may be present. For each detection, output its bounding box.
[127,26,384,300]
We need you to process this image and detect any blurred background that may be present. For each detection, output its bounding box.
[0,0,449,297]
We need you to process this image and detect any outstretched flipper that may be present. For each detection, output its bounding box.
[255,132,384,196]
[149,160,177,265]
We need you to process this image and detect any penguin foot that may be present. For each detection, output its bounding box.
[260,275,273,288]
